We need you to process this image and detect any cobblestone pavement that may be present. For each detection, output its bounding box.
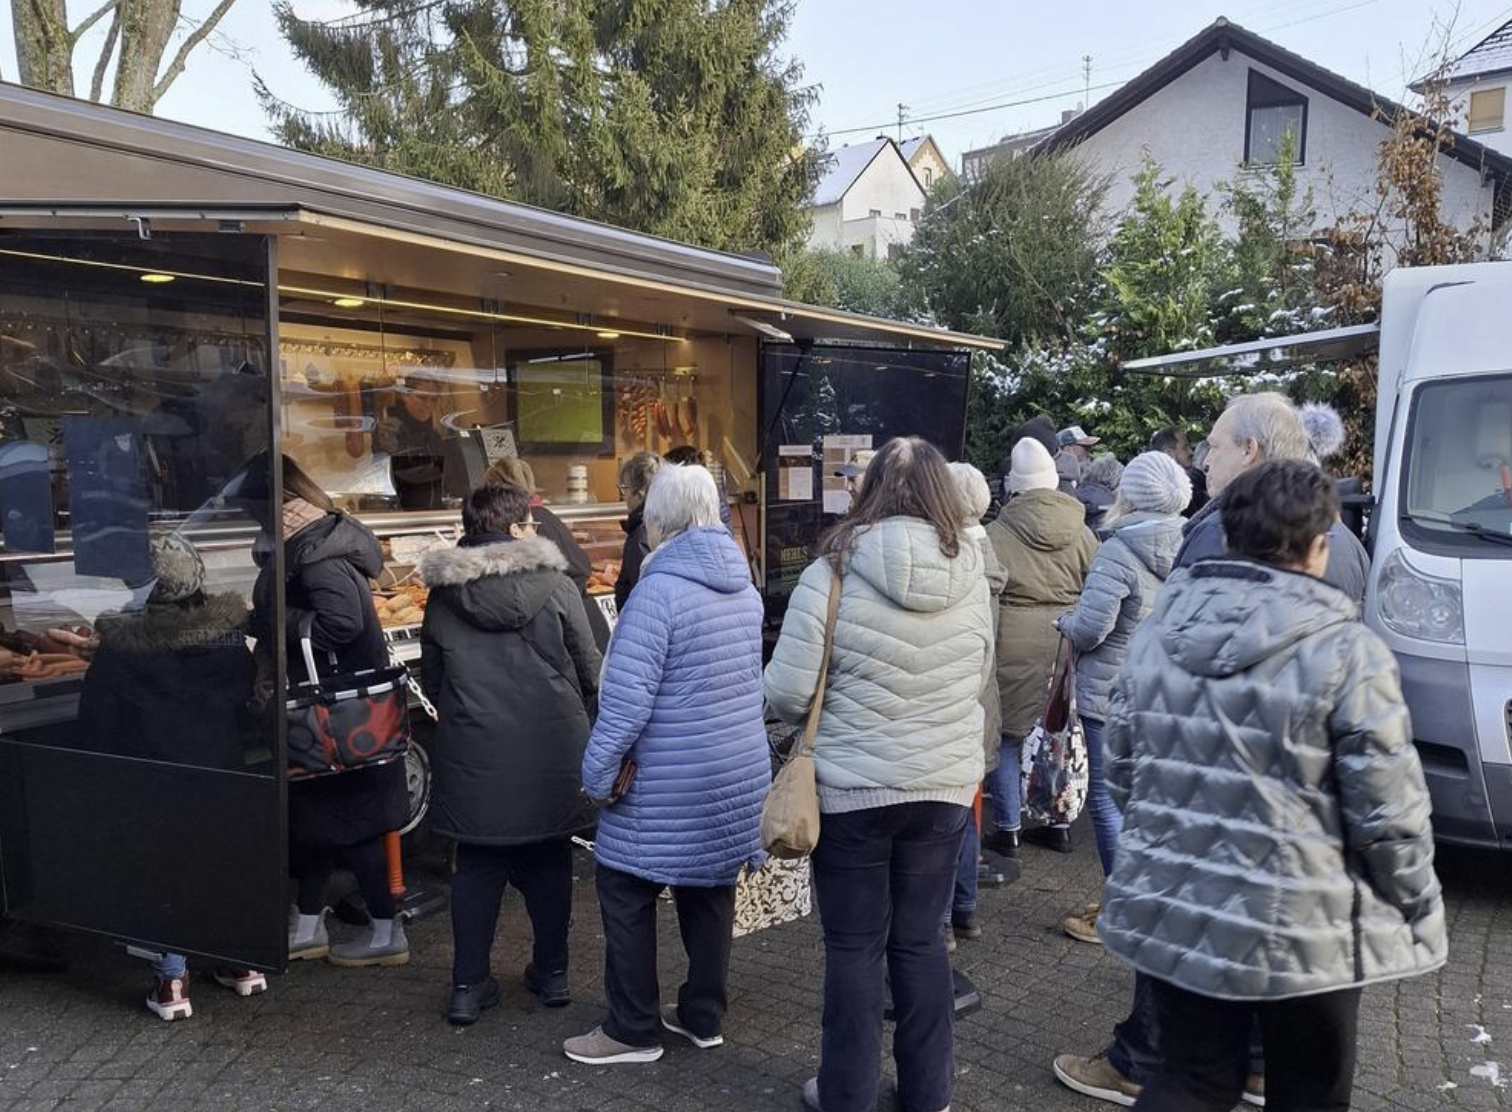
[0,823,1509,1111]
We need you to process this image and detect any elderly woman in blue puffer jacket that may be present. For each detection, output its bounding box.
[564,464,770,1068]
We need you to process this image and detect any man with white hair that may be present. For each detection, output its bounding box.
[1052,391,1370,1108]
[1176,393,1369,603]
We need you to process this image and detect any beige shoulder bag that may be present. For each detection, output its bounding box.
[760,560,843,859]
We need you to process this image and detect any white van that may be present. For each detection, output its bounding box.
[1125,261,1512,848]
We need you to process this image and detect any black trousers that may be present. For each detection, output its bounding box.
[291,836,394,920]
[450,839,573,987]
[595,864,735,1048]
[1135,977,1362,1112]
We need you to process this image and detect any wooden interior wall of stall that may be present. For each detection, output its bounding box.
[270,234,760,510]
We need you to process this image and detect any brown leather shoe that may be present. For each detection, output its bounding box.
[1052,1052,1141,1106]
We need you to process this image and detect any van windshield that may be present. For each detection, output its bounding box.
[1401,373,1512,550]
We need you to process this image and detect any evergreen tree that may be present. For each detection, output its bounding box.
[780,249,906,319]
[899,154,1109,347]
[259,0,819,256]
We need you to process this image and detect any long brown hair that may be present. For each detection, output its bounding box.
[817,436,961,560]
[281,455,336,512]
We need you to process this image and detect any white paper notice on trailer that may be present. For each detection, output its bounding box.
[778,444,814,502]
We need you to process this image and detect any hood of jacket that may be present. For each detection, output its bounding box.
[96,593,248,654]
[994,488,1088,553]
[1154,559,1358,679]
[418,536,568,632]
[276,513,384,579]
[846,516,982,614]
[1107,512,1184,581]
[641,526,751,594]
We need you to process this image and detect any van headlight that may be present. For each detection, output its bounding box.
[1376,549,1465,644]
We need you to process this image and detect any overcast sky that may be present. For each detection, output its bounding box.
[3,0,1511,168]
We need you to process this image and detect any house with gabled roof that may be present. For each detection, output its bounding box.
[1031,17,1512,248]
[1417,18,1512,158]
[901,135,951,192]
[804,136,926,259]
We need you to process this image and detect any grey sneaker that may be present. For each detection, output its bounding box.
[660,1006,723,1048]
[562,1025,663,1064]
[287,909,329,962]
[327,919,410,968]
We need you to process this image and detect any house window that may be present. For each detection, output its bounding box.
[850,244,864,258]
[868,208,883,218]
[1468,87,1506,134]
[909,208,921,222]
[894,212,908,220]
[924,167,934,187]
[886,243,905,261]
[1245,70,1307,166]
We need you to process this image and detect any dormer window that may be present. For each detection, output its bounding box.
[1245,70,1308,166]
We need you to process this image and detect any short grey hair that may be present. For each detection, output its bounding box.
[1083,454,1124,490]
[947,461,991,523]
[618,451,664,504]
[644,463,722,545]
[1224,392,1311,462]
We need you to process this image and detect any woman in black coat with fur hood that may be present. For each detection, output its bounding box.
[419,483,602,1025]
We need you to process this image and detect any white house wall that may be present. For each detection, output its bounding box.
[1072,49,1496,244]
[805,150,924,257]
[1442,77,1512,158]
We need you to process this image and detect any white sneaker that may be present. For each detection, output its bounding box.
[146,974,192,1021]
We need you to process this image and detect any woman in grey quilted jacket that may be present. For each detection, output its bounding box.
[1100,460,1446,1112]
[1054,452,1189,942]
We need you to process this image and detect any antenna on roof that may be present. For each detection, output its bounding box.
[1083,55,1092,107]
[897,102,908,142]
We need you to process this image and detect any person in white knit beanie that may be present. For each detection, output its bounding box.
[1006,437,1061,494]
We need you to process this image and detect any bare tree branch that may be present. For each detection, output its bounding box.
[151,0,239,103]
[89,6,123,101]
[69,0,120,43]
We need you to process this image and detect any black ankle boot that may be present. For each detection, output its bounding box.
[447,977,501,1025]
[982,828,1021,859]
[1022,825,1073,853]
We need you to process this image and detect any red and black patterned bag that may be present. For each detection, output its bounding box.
[285,617,410,779]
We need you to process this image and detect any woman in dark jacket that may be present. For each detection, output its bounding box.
[613,451,664,612]
[246,456,409,969]
[419,483,602,1025]
[483,456,611,651]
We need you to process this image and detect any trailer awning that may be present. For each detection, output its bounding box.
[1122,323,1380,377]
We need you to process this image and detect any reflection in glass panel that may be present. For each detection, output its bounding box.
[0,234,274,771]
[0,232,284,968]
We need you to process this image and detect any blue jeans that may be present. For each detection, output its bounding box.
[1082,716,1122,877]
[1107,972,1163,1085]
[987,734,1022,833]
[150,952,188,980]
[947,808,980,920]
[813,802,968,1112]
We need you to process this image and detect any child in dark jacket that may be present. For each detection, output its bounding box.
[79,529,265,1020]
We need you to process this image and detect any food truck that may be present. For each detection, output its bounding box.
[0,84,997,970]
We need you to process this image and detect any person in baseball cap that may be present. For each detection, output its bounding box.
[1056,425,1101,465]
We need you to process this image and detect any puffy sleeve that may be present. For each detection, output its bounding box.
[582,580,671,800]
[1330,629,1441,917]
[1061,545,1132,654]
[762,558,836,725]
[1103,641,1139,813]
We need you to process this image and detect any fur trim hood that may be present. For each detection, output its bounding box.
[417,537,567,587]
[96,593,250,655]
[419,537,570,633]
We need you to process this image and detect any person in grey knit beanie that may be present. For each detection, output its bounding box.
[1106,450,1193,525]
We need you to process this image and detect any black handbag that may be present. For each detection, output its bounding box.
[285,614,411,778]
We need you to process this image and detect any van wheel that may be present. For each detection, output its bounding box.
[399,739,432,853]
